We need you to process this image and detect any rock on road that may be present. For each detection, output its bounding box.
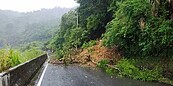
[40,64,170,86]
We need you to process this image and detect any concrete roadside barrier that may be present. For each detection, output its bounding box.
[0,54,48,86]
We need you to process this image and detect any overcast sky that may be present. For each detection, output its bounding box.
[0,0,78,12]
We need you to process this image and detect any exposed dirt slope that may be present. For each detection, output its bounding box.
[49,40,121,67]
[72,40,121,67]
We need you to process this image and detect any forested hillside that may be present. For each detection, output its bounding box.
[49,0,173,85]
[0,0,173,85]
[0,7,71,73]
[0,7,70,47]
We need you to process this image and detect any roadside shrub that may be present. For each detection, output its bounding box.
[116,59,162,81]
[97,60,109,70]
[54,50,64,59]
[0,49,21,72]
[9,49,21,66]
[97,60,117,75]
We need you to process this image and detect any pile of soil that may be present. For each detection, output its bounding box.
[72,40,121,67]
[49,40,121,67]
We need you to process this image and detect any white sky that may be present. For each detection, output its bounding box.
[0,0,78,12]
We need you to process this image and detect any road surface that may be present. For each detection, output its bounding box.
[39,64,170,86]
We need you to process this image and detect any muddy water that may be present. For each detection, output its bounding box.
[29,63,171,86]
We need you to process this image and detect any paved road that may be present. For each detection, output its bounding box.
[40,64,170,86]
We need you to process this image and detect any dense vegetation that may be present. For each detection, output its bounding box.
[50,0,173,59]
[0,7,70,47]
[0,47,43,72]
[2,0,172,84]
[49,0,173,84]
[49,0,113,58]
[103,0,173,58]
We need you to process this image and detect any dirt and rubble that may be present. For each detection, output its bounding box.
[49,40,121,67]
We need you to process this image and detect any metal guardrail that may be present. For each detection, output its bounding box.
[0,54,48,86]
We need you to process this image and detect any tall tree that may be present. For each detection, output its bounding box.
[77,0,113,40]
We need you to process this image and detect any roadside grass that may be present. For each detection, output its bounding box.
[0,49,21,72]
[20,48,43,63]
[0,48,43,72]
[97,58,173,85]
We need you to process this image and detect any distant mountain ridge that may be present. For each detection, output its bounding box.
[0,7,70,47]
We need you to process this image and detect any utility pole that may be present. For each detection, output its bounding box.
[75,10,79,50]
[76,11,79,28]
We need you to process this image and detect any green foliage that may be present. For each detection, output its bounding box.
[49,10,78,50]
[98,59,164,81]
[139,19,173,57]
[49,0,114,58]
[54,50,64,59]
[8,49,21,66]
[103,0,151,51]
[82,40,96,49]
[48,10,88,58]
[119,0,152,20]
[97,60,109,70]
[45,0,173,84]
[0,49,21,72]
[45,0,173,85]
[97,60,117,75]
[105,67,117,75]
[0,47,43,72]
[77,0,113,40]
[20,47,43,63]
[68,27,85,49]
[86,14,103,30]
[103,0,173,58]
[116,59,162,81]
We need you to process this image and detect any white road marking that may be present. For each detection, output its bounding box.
[37,54,49,86]
[37,63,48,86]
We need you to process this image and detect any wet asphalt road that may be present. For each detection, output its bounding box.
[40,64,170,86]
